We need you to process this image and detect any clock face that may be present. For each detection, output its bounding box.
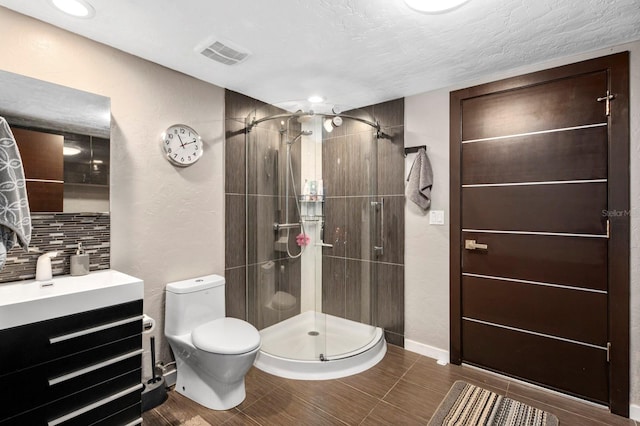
[162,124,203,166]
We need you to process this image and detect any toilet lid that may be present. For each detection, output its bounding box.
[192,318,260,355]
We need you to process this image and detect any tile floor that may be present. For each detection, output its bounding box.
[144,344,636,425]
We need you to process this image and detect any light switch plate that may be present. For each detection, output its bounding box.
[429,210,445,225]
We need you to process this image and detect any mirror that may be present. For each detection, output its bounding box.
[0,69,110,213]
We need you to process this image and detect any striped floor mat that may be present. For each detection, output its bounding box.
[428,381,559,426]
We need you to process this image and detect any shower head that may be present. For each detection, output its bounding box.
[294,110,315,124]
[287,130,313,145]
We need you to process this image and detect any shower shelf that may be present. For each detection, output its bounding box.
[299,195,324,221]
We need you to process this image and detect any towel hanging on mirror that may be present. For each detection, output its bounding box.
[0,117,31,270]
[406,147,433,211]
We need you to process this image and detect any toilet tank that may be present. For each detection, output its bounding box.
[165,274,225,336]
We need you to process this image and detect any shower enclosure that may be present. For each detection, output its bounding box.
[241,100,392,379]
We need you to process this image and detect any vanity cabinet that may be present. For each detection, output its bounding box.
[0,299,143,426]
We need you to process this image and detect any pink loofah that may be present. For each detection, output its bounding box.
[296,233,311,247]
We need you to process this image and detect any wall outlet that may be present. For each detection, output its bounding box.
[429,210,445,225]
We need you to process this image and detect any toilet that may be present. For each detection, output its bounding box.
[164,275,261,410]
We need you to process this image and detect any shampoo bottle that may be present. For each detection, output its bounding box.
[70,242,89,276]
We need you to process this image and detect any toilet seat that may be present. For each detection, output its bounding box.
[192,318,260,355]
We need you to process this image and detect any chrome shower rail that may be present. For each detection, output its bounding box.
[246,111,389,138]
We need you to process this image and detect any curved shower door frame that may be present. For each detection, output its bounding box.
[244,106,386,367]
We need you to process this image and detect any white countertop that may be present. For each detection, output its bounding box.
[0,270,144,330]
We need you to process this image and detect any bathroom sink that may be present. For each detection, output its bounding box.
[0,270,143,330]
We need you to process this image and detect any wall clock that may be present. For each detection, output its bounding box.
[161,124,203,167]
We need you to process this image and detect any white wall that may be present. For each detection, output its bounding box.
[0,7,226,373]
[405,40,640,407]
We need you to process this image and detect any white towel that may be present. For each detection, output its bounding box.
[0,117,31,269]
[406,147,433,210]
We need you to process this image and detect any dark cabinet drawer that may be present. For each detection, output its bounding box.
[90,402,141,426]
[61,387,141,426]
[0,380,142,426]
[0,300,142,376]
[0,349,141,420]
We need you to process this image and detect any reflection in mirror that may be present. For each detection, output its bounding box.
[0,69,110,213]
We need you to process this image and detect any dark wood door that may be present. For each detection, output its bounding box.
[450,53,630,415]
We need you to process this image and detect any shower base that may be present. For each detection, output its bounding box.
[254,311,386,380]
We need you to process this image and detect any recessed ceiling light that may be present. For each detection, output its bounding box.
[404,0,470,13]
[50,0,95,18]
[307,95,324,103]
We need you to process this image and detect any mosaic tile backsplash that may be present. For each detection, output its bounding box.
[0,213,110,283]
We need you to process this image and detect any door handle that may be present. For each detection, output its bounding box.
[465,239,488,250]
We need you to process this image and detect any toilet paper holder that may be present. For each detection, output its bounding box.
[142,314,156,334]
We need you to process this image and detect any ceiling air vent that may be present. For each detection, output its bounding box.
[199,40,250,66]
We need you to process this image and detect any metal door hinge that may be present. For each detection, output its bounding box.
[597,90,616,116]
[607,342,611,363]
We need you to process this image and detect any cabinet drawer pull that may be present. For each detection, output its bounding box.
[48,349,143,386]
[49,315,143,344]
[48,383,143,426]
[124,419,143,426]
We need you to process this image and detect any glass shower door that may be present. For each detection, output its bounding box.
[245,103,382,362]
[245,105,326,361]
[320,114,380,360]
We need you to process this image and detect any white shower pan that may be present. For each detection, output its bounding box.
[254,311,386,380]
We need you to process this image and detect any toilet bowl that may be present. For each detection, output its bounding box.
[165,275,261,410]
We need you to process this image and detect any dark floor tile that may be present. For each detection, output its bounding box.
[240,386,346,425]
[381,379,446,421]
[404,357,509,395]
[237,366,289,411]
[280,379,379,424]
[361,400,428,425]
[152,391,238,425]
[377,344,420,377]
[337,344,418,399]
[150,344,632,426]
[222,411,262,425]
[142,408,171,425]
[338,362,401,400]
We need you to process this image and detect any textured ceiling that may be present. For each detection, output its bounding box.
[0,0,639,108]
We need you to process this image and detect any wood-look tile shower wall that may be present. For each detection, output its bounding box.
[321,99,405,346]
[224,91,302,324]
[224,91,405,345]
